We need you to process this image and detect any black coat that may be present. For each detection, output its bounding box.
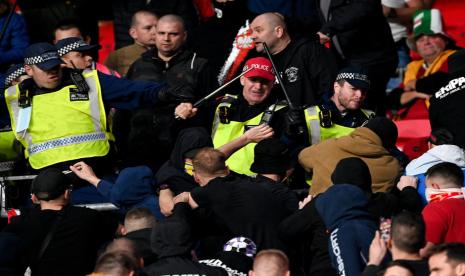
[318,0,397,67]
[143,203,227,276]
[272,38,338,107]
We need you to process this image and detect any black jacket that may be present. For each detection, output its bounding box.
[115,49,213,167]
[279,197,336,276]
[318,0,397,66]
[272,37,338,107]
[124,228,158,266]
[155,127,212,195]
[127,47,213,101]
[143,203,227,276]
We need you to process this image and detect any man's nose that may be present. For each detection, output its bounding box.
[354,89,363,98]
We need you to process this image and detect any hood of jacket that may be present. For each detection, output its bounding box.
[299,127,401,195]
[111,166,156,206]
[156,127,212,186]
[315,184,373,231]
[406,144,465,175]
[335,127,389,157]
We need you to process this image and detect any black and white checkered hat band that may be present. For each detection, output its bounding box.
[5,67,26,86]
[58,41,88,56]
[336,72,370,85]
[24,51,60,65]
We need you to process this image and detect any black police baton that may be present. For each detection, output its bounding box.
[262,43,295,109]
[262,42,305,135]
[175,67,253,119]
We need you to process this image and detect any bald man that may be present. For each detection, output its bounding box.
[117,14,213,169]
[127,14,212,92]
[104,10,158,76]
[249,249,290,276]
[250,12,337,107]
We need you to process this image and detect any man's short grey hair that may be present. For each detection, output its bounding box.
[124,207,156,233]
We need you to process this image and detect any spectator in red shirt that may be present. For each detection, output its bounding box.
[421,162,465,256]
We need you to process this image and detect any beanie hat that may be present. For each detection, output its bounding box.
[331,157,372,193]
[250,138,290,175]
[364,117,398,149]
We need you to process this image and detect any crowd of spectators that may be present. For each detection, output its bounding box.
[1,0,465,275]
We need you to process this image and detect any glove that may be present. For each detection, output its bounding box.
[18,77,35,91]
[285,108,306,136]
[158,83,195,103]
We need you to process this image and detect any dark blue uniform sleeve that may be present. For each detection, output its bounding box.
[97,72,166,110]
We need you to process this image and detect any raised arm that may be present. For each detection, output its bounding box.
[217,124,274,159]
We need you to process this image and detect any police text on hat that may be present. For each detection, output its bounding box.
[242,57,275,82]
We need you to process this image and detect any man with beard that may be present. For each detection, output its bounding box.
[304,66,374,146]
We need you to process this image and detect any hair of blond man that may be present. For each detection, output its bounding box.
[124,207,156,233]
[252,249,289,276]
[131,10,158,28]
[192,147,228,177]
[95,250,138,275]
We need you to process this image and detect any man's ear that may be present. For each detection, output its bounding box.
[183,31,188,43]
[120,226,127,236]
[240,76,246,86]
[275,25,284,38]
[248,270,254,276]
[31,194,40,204]
[24,64,33,77]
[455,263,465,275]
[193,172,201,185]
[333,82,340,94]
[129,27,137,40]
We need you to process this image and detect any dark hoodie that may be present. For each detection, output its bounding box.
[315,184,377,276]
[155,127,213,195]
[97,165,162,219]
[143,203,227,276]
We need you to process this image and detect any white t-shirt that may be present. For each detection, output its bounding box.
[382,0,409,42]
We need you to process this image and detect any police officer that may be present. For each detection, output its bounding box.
[55,37,100,70]
[4,42,191,171]
[175,57,288,176]
[305,67,374,146]
[0,64,28,173]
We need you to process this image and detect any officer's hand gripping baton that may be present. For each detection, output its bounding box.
[175,67,253,119]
